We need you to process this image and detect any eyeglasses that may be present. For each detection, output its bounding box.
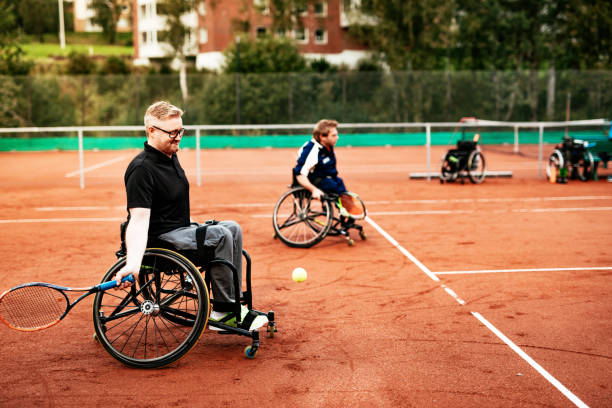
[152,125,185,139]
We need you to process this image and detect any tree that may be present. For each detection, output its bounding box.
[347,0,454,70]
[91,0,127,44]
[0,0,33,75]
[223,35,307,73]
[17,0,58,42]
[156,0,202,105]
[554,0,612,69]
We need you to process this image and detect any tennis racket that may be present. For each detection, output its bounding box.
[0,275,134,332]
[337,192,367,220]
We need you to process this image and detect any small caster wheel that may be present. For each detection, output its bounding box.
[359,230,367,240]
[273,233,277,239]
[267,324,276,338]
[347,238,355,246]
[93,333,99,343]
[439,179,444,184]
[244,346,258,359]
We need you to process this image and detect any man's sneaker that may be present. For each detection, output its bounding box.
[209,305,268,332]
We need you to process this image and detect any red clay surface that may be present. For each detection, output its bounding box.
[0,145,611,407]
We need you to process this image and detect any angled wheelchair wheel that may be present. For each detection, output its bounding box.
[467,150,486,184]
[547,149,564,182]
[93,248,209,368]
[273,186,333,248]
[440,152,457,182]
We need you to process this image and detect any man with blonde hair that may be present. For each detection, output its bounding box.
[293,119,347,200]
[114,101,266,331]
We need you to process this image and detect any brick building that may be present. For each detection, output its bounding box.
[132,0,370,70]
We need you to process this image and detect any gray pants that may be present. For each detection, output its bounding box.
[158,220,243,307]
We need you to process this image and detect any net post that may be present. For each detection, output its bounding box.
[426,124,431,181]
[513,125,519,154]
[78,128,84,189]
[196,127,201,187]
[538,125,544,180]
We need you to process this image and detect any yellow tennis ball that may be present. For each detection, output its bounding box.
[292,267,307,282]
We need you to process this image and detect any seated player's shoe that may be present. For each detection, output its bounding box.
[208,305,268,332]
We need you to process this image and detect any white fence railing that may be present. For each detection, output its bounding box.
[0,119,608,188]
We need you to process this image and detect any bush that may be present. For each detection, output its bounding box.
[66,52,96,75]
[99,56,130,75]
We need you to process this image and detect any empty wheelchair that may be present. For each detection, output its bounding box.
[273,185,367,248]
[440,134,486,184]
[92,223,277,368]
[547,136,595,183]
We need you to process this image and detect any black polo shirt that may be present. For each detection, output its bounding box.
[124,142,190,237]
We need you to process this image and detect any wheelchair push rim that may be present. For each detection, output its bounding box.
[546,149,564,182]
[273,186,333,248]
[93,248,210,368]
[467,150,486,184]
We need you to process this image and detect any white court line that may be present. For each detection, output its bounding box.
[252,206,612,218]
[365,215,590,406]
[65,155,129,178]
[396,195,612,204]
[364,216,439,282]
[0,217,123,224]
[435,266,612,275]
[36,206,124,211]
[513,206,612,213]
[472,312,589,408]
[37,203,273,212]
[441,284,465,305]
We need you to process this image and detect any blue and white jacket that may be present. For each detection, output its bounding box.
[293,138,338,184]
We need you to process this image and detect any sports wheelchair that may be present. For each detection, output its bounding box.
[547,136,595,183]
[439,134,486,184]
[92,222,277,368]
[273,182,367,248]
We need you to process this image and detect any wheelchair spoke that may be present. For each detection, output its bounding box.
[94,249,209,367]
[274,187,333,247]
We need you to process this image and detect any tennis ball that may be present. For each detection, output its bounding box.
[292,267,307,282]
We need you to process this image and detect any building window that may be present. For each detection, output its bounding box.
[198,1,206,15]
[314,2,327,17]
[140,4,147,18]
[141,31,147,44]
[199,28,208,43]
[276,28,286,38]
[314,28,327,44]
[256,27,267,38]
[294,28,308,44]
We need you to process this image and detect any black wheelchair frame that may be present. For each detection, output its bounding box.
[439,138,486,184]
[92,223,276,368]
[546,136,595,183]
[273,185,367,248]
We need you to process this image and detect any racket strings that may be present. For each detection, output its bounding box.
[0,286,67,330]
[339,194,365,218]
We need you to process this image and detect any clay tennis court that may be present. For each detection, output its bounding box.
[0,145,611,407]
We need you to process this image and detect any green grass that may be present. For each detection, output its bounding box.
[19,32,133,60]
[22,43,133,59]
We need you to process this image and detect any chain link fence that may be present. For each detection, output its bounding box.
[0,70,610,130]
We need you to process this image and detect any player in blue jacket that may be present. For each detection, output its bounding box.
[293,119,347,200]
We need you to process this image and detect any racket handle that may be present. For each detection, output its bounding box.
[98,274,134,291]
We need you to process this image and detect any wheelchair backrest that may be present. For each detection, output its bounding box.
[457,140,477,151]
